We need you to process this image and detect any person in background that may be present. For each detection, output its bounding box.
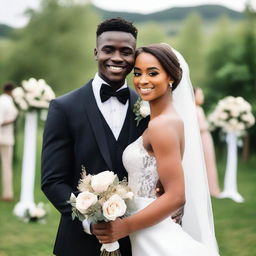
[194,87,221,197]
[0,82,18,201]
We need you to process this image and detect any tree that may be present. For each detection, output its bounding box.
[176,12,205,87]
[5,0,100,95]
[205,9,256,152]
[137,22,168,47]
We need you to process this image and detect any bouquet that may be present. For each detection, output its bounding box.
[208,96,255,134]
[69,170,134,256]
[12,78,55,111]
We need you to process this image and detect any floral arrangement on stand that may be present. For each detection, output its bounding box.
[69,169,134,256]
[12,78,55,221]
[133,98,150,126]
[23,202,47,223]
[208,96,255,203]
[12,78,55,111]
[208,96,255,135]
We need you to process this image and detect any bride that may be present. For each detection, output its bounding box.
[93,43,219,256]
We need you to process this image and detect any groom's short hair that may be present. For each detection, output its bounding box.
[96,17,138,39]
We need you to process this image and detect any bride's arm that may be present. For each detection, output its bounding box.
[93,118,185,243]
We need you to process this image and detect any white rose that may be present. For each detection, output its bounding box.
[238,122,245,130]
[76,191,98,214]
[15,98,28,110]
[22,78,37,92]
[248,114,255,126]
[25,93,36,101]
[103,194,127,221]
[219,112,228,120]
[41,86,56,101]
[12,87,25,99]
[229,118,238,126]
[226,96,235,104]
[230,108,240,118]
[242,102,251,112]
[139,105,150,118]
[236,97,245,105]
[27,99,49,109]
[91,171,116,193]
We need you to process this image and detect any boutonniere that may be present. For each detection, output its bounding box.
[133,98,150,126]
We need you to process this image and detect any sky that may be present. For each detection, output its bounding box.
[1,0,255,28]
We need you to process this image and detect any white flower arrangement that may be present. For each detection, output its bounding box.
[208,96,255,134]
[69,169,134,256]
[133,98,150,126]
[23,202,47,223]
[12,78,55,111]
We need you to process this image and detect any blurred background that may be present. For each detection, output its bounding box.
[0,0,255,255]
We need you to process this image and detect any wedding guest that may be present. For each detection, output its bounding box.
[0,82,18,201]
[194,87,221,197]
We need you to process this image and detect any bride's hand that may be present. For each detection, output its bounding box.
[92,218,129,244]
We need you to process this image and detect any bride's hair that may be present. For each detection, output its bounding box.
[135,44,183,91]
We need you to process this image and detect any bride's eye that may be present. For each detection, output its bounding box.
[133,72,141,77]
[149,71,159,77]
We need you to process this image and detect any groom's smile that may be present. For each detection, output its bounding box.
[95,31,136,89]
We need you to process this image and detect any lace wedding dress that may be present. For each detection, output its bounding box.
[122,136,211,256]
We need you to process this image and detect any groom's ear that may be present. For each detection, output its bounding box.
[94,48,98,61]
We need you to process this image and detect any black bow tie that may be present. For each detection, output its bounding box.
[100,83,129,104]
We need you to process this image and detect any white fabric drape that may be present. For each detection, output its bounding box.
[172,48,219,256]
[14,111,38,217]
[218,132,244,203]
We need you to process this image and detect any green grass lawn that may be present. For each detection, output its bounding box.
[0,125,256,256]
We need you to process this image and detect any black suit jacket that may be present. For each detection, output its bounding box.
[41,80,148,256]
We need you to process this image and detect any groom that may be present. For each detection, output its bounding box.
[41,18,148,256]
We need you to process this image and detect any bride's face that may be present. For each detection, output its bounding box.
[133,52,172,102]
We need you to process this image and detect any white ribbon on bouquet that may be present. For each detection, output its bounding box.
[218,131,245,203]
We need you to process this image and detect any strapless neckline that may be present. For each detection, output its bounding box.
[137,136,155,159]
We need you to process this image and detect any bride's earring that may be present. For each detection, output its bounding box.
[169,82,173,89]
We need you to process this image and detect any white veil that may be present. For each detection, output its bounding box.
[171,48,219,256]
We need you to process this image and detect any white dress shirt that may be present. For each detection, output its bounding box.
[92,73,129,140]
[82,74,129,234]
[0,94,18,146]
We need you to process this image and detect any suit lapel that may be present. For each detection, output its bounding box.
[81,81,113,170]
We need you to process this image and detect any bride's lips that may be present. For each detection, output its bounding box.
[138,86,154,95]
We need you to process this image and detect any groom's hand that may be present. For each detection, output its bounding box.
[155,179,164,197]
[92,219,129,244]
[155,180,184,225]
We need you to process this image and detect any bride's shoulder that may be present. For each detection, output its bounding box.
[149,114,183,131]
[148,114,184,140]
